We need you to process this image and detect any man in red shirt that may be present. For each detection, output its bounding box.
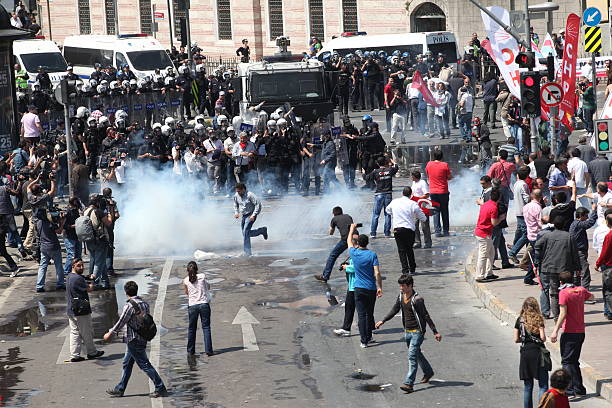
[487,149,517,205]
[595,213,612,320]
[425,149,452,237]
[550,271,594,398]
[383,77,396,133]
[474,189,505,282]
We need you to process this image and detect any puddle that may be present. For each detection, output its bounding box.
[114,268,154,308]
[167,276,184,286]
[357,384,391,392]
[351,371,377,380]
[0,346,41,406]
[257,296,332,315]
[259,301,280,308]
[207,278,225,284]
[0,302,56,336]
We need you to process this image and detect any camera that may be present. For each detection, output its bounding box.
[355,223,363,228]
[47,206,65,224]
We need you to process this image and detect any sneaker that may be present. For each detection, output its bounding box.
[314,274,328,282]
[359,343,368,349]
[262,227,268,240]
[488,274,499,280]
[70,356,85,362]
[149,387,168,398]
[9,266,19,278]
[400,384,414,393]
[508,254,519,264]
[36,288,45,293]
[475,278,490,283]
[491,264,501,270]
[370,234,377,239]
[205,352,214,356]
[524,280,538,286]
[413,244,422,249]
[333,328,351,336]
[584,299,596,304]
[606,314,612,321]
[87,350,105,359]
[106,388,124,397]
[501,263,514,269]
[423,244,432,249]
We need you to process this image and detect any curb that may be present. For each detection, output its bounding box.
[463,252,612,403]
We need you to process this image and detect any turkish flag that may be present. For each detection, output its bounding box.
[411,70,439,107]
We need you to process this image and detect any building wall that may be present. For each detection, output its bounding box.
[39,0,587,59]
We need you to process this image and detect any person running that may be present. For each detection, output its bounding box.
[104,281,167,398]
[315,206,353,283]
[184,261,213,356]
[375,274,442,394]
[514,297,549,408]
[233,183,268,256]
[347,223,382,348]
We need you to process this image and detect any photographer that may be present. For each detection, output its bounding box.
[101,188,120,276]
[63,197,83,276]
[83,194,115,289]
[34,206,66,293]
[27,172,57,261]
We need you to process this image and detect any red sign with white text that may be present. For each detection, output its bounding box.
[559,13,580,124]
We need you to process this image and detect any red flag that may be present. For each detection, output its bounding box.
[559,13,580,121]
[411,70,439,107]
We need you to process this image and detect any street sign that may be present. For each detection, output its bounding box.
[585,26,602,53]
[154,11,164,20]
[529,12,545,20]
[584,7,602,27]
[510,11,526,33]
[595,119,612,153]
[540,82,564,107]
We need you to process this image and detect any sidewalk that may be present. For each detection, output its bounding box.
[464,235,612,403]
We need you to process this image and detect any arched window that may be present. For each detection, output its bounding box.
[411,2,446,33]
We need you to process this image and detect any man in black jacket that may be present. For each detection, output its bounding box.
[366,156,398,238]
[376,274,442,393]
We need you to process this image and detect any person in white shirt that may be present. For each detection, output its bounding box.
[171,144,184,176]
[223,127,238,188]
[581,182,612,225]
[406,84,421,132]
[410,171,432,248]
[385,186,426,275]
[567,148,590,208]
[457,87,474,142]
[184,146,206,177]
[183,261,213,356]
[232,132,256,183]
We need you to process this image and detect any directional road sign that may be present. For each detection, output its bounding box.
[584,7,602,27]
[540,82,564,107]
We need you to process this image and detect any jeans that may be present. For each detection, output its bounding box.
[187,303,213,355]
[354,287,376,345]
[0,232,17,269]
[560,332,586,396]
[539,273,560,318]
[342,290,356,331]
[36,248,65,290]
[241,215,265,256]
[322,240,349,281]
[458,112,473,141]
[370,193,392,236]
[511,124,523,152]
[576,249,591,290]
[87,240,109,288]
[602,266,612,317]
[394,227,416,273]
[582,108,594,134]
[509,216,528,257]
[430,193,449,235]
[322,163,340,193]
[523,365,549,408]
[114,339,165,393]
[524,241,536,283]
[63,238,82,275]
[576,186,589,208]
[403,331,433,386]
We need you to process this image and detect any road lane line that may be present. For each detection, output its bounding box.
[56,326,70,364]
[150,257,173,408]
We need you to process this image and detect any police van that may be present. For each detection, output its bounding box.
[62,34,174,80]
[13,39,69,88]
[318,31,460,66]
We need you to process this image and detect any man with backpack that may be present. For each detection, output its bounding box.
[76,195,115,290]
[104,281,166,398]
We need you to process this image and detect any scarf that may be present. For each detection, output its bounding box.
[239,142,247,149]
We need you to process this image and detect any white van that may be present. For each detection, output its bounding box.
[13,39,68,87]
[62,34,174,80]
[319,31,460,66]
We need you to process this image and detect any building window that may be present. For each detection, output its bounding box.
[342,0,358,32]
[105,0,116,35]
[217,0,232,40]
[77,0,91,34]
[268,0,283,40]
[139,0,153,34]
[309,0,324,40]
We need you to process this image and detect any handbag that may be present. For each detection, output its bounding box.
[520,320,551,371]
[71,297,92,316]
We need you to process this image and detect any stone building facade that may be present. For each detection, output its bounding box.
[35,0,595,58]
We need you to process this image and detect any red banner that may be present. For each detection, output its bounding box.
[559,13,580,127]
[411,70,439,106]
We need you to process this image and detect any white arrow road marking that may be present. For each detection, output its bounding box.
[56,326,70,364]
[232,306,260,351]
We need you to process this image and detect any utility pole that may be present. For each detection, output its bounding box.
[185,0,192,64]
[46,0,52,41]
[58,80,75,197]
[166,0,174,50]
[523,0,539,153]
[467,0,530,48]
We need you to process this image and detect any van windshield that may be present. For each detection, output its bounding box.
[20,52,68,73]
[427,42,458,62]
[126,50,173,71]
[250,72,324,103]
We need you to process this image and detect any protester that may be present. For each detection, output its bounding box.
[233,183,268,256]
[410,170,432,249]
[34,207,66,293]
[569,205,598,290]
[474,188,504,282]
[315,206,353,283]
[367,156,398,238]
[82,195,114,290]
[425,149,451,237]
[595,213,612,320]
[184,261,213,356]
[333,228,360,337]
[63,197,83,276]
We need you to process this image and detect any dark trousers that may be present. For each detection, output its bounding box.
[354,287,376,345]
[430,193,449,234]
[366,81,382,110]
[394,227,416,273]
[577,249,591,290]
[0,232,17,269]
[560,332,586,396]
[492,224,509,265]
[352,83,364,109]
[482,100,497,126]
[342,290,356,331]
[338,90,350,116]
[409,99,419,128]
[322,240,348,281]
[187,303,213,355]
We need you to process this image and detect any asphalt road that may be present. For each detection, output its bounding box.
[1,184,611,408]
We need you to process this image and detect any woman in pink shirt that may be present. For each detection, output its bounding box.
[183,261,213,356]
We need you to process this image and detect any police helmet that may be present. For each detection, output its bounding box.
[115,118,126,129]
[178,65,188,75]
[195,114,205,124]
[161,125,172,137]
[164,117,176,128]
[270,112,280,121]
[152,122,162,130]
[109,80,119,89]
[164,76,175,86]
[86,116,97,127]
[194,123,205,135]
[392,50,400,56]
[115,110,128,120]
[96,84,107,94]
[76,106,90,118]
[362,114,372,122]
[129,79,138,87]
[89,79,98,88]
[82,83,92,93]
[402,52,410,58]
[267,119,277,129]
[98,116,110,126]
[226,126,235,134]
[196,64,206,73]
[276,118,287,127]
[217,114,228,125]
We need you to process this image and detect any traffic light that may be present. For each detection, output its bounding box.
[538,55,555,81]
[595,120,612,153]
[516,51,535,69]
[520,71,541,117]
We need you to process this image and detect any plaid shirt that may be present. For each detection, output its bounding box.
[109,296,150,343]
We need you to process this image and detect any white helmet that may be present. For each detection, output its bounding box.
[153,74,163,84]
[227,126,235,134]
[137,79,147,89]
[89,79,98,88]
[276,118,287,127]
[76,106,90,118]
[111,80,121,89]
[164,76,175,86]
[270,112,280,120]
[164,117,176,128]
[194,123,205,135]
[217,114,228,125]
[115,118,126,129]
[100,79,109,86]
[82,83,92,93]
[129,78,138,87]
[115,109,128,120]
[166,66,174,74]
[274,107,284,116]
[33,81,41,88]
[121,80,130,89]
[98,116,110,126]
[161,124,172,136]
[152,122,162,130]
[195,114,205,124]
[196,64,206,73]
[232,116,242,129]
[178,65,188,75]
[16,91,26,100]
[96,84,107,94]
[267,119,277,128]
[86,116,97,127]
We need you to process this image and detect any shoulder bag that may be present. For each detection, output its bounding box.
[520,319,552,371]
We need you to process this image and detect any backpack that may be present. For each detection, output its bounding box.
[128,299,157,341]
[75,208,96,242]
